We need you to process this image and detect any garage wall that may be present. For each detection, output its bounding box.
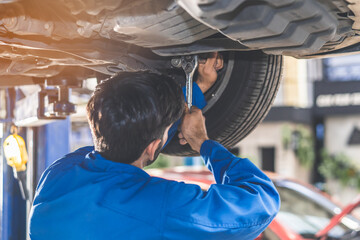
[325,114,360,165]
[236,122,311,183]
[324,115,360,205]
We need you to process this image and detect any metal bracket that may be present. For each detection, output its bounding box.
[38,85,76,120]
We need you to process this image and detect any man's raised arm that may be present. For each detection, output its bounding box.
[162,107,280,240]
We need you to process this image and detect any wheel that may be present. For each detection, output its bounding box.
[163,51,283,156]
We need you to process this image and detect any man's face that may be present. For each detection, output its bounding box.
[145,124,172,167]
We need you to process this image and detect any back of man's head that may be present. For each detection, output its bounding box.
[86,72,184,164]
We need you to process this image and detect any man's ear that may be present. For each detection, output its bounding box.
[145,139,162,161]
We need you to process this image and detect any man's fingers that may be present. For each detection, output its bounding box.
[199,52,216,65]
[190,106,201,114]
[215,54,224,70]
[197,63,205,74]
[183,103,190,114]
[199,52,217,65]
[183,104,200,115]
[198,58,207,65]
[199,52,222,72]
[178,131,187,145]
[179,138,187,145]
[210,52,218,59]
[179,102,209,152]
[205,53,217,68]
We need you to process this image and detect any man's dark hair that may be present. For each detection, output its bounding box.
[86,72,184,164]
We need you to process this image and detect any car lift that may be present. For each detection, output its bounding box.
[0,80,74,239]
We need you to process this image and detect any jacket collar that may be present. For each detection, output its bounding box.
[85,150,150,178]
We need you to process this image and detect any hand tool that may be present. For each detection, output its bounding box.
[171,55,199,112]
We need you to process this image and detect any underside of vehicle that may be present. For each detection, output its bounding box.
[1,0,360,155]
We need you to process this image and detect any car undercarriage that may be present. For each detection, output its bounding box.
[1,0,360,82]
[2,0,360,155]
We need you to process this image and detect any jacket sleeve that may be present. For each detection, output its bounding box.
[163,82,206,149]
[162,140,280,240]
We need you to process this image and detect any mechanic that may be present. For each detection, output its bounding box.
[28,53,280,240]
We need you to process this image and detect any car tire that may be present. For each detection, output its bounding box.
[163,51,283,156]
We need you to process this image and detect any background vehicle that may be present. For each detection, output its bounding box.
[1,0,360,155]
[147,167,360,240]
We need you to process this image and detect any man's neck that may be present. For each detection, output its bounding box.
[131,157,146,169]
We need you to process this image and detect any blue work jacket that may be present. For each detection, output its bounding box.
[29,83,280,240]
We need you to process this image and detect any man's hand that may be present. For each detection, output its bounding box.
[196,52,224,93]
[178,106,209,152]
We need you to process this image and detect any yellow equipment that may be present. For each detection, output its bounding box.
[3,126,29,200]
[3,133,28,172]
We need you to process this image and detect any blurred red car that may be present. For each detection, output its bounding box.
[147,167,360,240]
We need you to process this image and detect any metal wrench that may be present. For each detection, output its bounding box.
[171,55,199,112]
